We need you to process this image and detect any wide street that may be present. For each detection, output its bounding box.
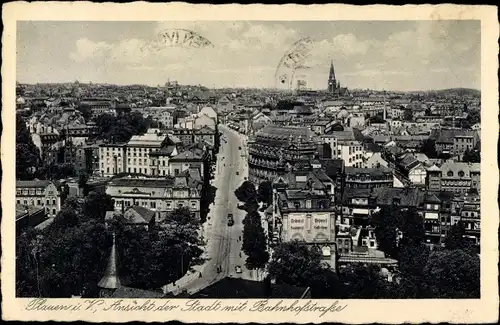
[164,124,256,295]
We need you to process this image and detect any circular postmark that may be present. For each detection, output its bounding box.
[141,28,214,53]
[274,37,314,90]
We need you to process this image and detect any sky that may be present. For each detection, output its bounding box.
[17,20,481,91]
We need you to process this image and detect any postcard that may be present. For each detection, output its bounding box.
[2,2,499,323]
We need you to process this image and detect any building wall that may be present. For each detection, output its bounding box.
[106,183,201,218]
[99,145,126,176]
[16,183,61,218]
[282,211,336,243]
[409,166,427,185]
[339,142,364,167]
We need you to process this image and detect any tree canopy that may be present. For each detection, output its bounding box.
[420,139,438,158]
[16,195,204,296]
[94,112,150,143]
[463,148,480,163]
[257,181,273,206]
[371,206,424,258]
[242,210,269,269]
[234,180,258,208]
[16,116,41,180]
[268,240,327,288]
[422,249,480,298]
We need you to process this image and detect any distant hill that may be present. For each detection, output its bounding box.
[430,88,481,97]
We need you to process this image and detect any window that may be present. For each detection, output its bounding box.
[52,199,56,205]
[458,171,465,177]
[447,171,453,177]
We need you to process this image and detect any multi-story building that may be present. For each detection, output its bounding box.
[426,161,480,195]
[193,126,216,147]
[105,171,203,220]
[148,145,179,177]
[171,128,195,147]
[321,128,365,167]
[343,167,393,190]
[459,194,481,245]
[432,129,480,158]
[98,142,127,177]
[272,167,337,268]
[125,133,168,176]
[16,180,61,218]
[248,125,319,184]
[168,149,208,177]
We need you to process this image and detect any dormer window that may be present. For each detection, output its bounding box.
[458,171,465,177]
[447,171,454,177]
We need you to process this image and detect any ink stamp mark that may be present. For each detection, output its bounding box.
[141,29,214,53]
[274,37,314,90]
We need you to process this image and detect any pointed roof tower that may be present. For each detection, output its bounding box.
[98,233,125,290]
[329,60,336,81]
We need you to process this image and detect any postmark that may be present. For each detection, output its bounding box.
[274,37,314,90]
[141,29,214,53]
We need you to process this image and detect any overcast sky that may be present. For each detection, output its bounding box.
[17,20,480,91]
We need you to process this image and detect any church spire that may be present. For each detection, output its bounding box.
[329,60,336,81]
[98,233,124,292]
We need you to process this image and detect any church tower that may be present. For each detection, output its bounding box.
[327,60,338,93]
[98,233,128,298]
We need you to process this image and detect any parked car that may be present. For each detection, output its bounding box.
[235,266,242,274]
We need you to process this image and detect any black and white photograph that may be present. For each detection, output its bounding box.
[2,2,499,324]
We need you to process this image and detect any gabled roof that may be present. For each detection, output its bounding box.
[170,150,203,161]
[16,180,53,188]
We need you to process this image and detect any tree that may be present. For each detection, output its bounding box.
[444,221,473,251]
[257,181,273,206]
[242,213,269,269]
[422,249,480,298]
[234,181,258,207]
[403,109,413,121]
[16,117,40,180]
[16,216,112,297]
[268,240,327,288]
[463,149,480,163]
[371,206,424,258]
[398,208,425,246]
[82,192,114,223]
[339,264,391,298]
[371,205,400,258]
[466,109,480,126]
[164,207,198,226]
[76,104,92,121]
[94,111,150,143]
[420,139,438,158]
[398,243,430,278]
[114,207,205,289]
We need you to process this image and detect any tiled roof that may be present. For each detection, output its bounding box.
[16,180,52,188]
[345,166,392,176]
[108,177,175,188]
[124,206,155,223]
[170,150,203,161]
[371,187,425,207]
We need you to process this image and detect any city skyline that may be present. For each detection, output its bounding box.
[17,20,480,91]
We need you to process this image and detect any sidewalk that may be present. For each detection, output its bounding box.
[162,202,214,295]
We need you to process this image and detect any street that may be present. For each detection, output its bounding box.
[163,124,255,296]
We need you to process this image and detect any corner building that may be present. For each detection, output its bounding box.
[248,125,319,184]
